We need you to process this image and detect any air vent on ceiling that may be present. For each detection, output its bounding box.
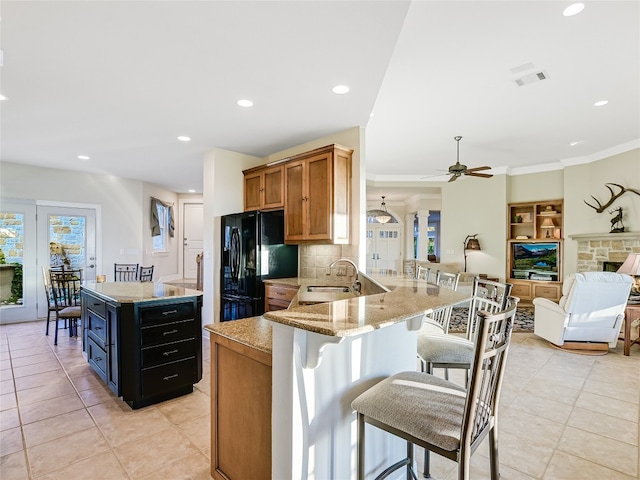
[513,70,549,87]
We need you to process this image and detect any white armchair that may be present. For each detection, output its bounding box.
[533,272,633,351]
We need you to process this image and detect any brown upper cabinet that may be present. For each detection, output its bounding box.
[243,164,284,211]
[284,144,352,244]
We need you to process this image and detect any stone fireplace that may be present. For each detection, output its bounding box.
[569,232,640,272]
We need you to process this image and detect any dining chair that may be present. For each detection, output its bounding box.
[43,267,63,336]
[138,265,154,282]
[352,300,518,480]
[49,268,83,345]
[114,263,139,281]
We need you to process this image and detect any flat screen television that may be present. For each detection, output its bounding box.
[511,241,560,281]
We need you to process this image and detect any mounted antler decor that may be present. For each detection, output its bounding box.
[584,183,640,213]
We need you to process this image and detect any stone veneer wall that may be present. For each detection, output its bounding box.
[299,244,360,281]
[574,233,640,272]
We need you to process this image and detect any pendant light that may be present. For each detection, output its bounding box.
[376,196,392,224]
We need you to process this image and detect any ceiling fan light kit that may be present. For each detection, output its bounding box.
[447,136,493,182]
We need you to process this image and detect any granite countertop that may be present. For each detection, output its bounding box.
[205,316,273,355]
[204,274,469,351]
[82,281,203,303]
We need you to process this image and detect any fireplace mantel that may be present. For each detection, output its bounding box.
[569,232,640,241]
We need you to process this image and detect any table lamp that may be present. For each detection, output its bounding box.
[540,217,555,238]
[617,253,640,295]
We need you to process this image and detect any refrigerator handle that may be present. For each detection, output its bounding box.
[230,227,241,282]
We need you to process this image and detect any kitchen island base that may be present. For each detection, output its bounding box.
[82,282,203,409]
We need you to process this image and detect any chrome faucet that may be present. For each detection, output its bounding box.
[329,258,361,293]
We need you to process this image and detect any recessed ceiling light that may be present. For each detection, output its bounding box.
[594,100,608,107]
[0,94,6,101]
[237,99,254,107]
[188,189,195,193]
[177,136,191,142]
[569,141,580,146]
[332,85,350,95]
[563,3,585,16]
[78,155,90,160]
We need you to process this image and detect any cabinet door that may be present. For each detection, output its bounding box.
[262,165,284,209]
[284,160,305,241]
[306,152,332,240]
[244,171,263,211]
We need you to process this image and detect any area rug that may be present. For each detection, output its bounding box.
[448,305,534,333]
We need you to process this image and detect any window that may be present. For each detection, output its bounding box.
[153,202,170,252]
[0,212,24,306]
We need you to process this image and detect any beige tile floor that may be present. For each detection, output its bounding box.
[0,321,638,479]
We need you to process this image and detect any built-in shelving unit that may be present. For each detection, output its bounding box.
[507,199,564,303]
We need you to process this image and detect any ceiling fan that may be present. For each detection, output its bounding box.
[446,136,493,182]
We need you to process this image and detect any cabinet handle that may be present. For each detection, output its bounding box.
[163,349,179,356]
[94,326,102,330]
[163,329,178,336]
[163,374,179,381]
[162,310,178,316]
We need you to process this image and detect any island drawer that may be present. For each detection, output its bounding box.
[87,336,107,382]
[85,294,106,318]
[141,356,198,397]
[141,338,197,368]
[139,303,195,325]
[140,319,196,347]
[86,310,107,345]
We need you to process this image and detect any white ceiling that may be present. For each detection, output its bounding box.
[1,1,639,198]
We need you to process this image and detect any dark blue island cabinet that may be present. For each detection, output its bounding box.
[81,282,203,409]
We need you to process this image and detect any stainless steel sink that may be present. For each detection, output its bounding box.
[306,285,351,293]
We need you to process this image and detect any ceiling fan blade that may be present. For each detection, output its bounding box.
[465,172,493,178]
[464,166,491,173]
[448,174,458,183]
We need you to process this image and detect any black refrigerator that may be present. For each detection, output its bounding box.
[221,210,298,321]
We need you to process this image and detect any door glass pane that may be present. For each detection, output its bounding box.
[49,215,86,269]
[0,212,24,306]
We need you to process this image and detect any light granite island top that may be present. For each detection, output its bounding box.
[263,274,469,336]
[82,281,202,303]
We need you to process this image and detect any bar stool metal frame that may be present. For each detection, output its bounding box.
[114,263,139,281]
[352,300,518,480]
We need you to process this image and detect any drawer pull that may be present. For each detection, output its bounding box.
[276,291,286,296]
[162,310,178,316]
[95,356,102,361]
[163,374,179,381]
[163,329,178,336]
[93,302,101,306]
[163,349,179,356]
[94,326,102,330]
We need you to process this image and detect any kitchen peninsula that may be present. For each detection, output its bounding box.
[81,281,203,409]
[205,275,469,480]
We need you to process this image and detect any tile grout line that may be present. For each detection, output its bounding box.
[43,326,136,480]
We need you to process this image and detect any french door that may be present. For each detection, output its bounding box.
[36,205,96,319]
[366,225,402,273]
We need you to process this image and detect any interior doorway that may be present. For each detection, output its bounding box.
[182,203,203,279]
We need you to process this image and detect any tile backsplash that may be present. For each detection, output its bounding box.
[299,244,359,280]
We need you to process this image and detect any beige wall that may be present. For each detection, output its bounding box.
[440,174,508,279]
[563,148,640,273]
